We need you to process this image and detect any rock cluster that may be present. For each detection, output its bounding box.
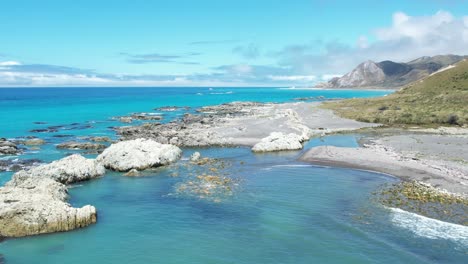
[116,102,266,147]
[97,138,182,171]
[0,138,20,155]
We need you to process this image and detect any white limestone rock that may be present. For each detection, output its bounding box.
[97,138,182,171]
[10,154,106,185]
[0,177,97,238]
[252,132,303,152]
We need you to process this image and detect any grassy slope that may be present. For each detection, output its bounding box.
[323,60,468,126]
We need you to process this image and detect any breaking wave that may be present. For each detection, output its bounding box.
[389,207,468,245]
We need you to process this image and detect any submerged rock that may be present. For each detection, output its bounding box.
[0,139,20,155]
[24,138,45,146]
[118,116,133,123]
[56,141,107,150]
[0,177,97,238]
[131,113,163,121]
[175,174,236,202]
[10,154,105,185]
[0,158,42,172]
[252,132,303,152]
[190,152,201,162]
[97,138,182,172]
[89,136,112,142]
[114,113,163,123]
[154,106,190,112]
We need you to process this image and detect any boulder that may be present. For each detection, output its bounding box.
[10,154,106,185]
[252,132,303,152]
[97,138,182,171]
[0,177,96,238]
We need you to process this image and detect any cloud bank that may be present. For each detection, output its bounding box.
[276,11,468,75]
[2,11,468,86]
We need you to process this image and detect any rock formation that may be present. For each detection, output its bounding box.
[0,154,103,238]
[0,177,96,238]
[10,154,105,185]
[252,132,303,152]
[97,138,182,171]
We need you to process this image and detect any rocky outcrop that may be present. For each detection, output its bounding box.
[0,154,103,238]
[0,177,96,238]
[316,55,467,88]
[97,139,182,171]
[10,154,105,185]
[0,139,20,155]
[252,132,303,152]
[56,141,107,150]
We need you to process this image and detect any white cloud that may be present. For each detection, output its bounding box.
[268,75,316,81]
[0,61,22,66]
[276,10,468,75]
[321,74,342,81]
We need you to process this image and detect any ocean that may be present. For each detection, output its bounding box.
[0,87,466,263]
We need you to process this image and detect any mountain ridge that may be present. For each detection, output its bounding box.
[316,55,467,89]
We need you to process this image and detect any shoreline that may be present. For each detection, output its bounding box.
[299,130,468,197]
[1,99,467,239]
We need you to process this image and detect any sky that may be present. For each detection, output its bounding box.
[1,0,468,87]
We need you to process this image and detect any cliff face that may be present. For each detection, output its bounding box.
[316,55,467,88]
[327,60,385,88]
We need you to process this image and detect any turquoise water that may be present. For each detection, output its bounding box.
[1,88,467,263]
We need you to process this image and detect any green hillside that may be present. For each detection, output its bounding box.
[323,59,468,126]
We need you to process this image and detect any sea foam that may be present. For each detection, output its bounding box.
[389,207,468,245]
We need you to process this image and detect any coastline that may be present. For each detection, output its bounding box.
[299,129,468,197]
[1,98,467,240]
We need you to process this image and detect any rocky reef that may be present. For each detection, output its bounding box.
[97,138,182,172]
[115,102,376,151]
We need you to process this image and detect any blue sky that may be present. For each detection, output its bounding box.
[1,0,468,86]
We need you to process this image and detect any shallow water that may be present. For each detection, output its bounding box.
[1,88,467,263]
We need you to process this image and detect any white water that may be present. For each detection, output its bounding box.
[390,208,468,245]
